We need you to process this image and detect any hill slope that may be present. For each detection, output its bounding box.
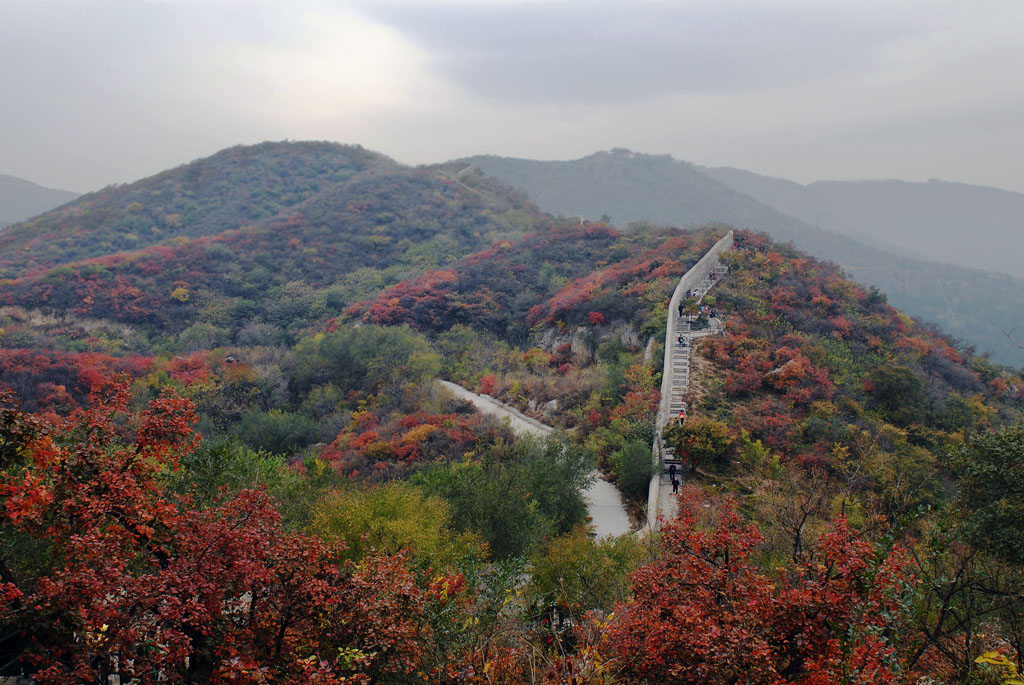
[464,151,1024,367]
[0,141,396,278]
[0,155,543,355]
[2,139,1024,681]
[0,174,78,228]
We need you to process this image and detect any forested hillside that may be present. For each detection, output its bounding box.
[0,159,541,362]
[2,142,1024,682]
[466,150,1024,368]
[0,141,396,278]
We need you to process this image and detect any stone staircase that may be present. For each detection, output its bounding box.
[661,264,729,476]
[646,232,735,532]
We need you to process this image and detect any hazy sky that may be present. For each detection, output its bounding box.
[2,0,1023,194]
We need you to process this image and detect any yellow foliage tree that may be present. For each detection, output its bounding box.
[309,482,488,569]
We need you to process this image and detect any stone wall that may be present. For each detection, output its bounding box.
[645,229,733,530]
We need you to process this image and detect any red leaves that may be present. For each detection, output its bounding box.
[334,552,432,678]
[166,352,212,386]
[321,408,485,475]
[605,489,775,683]
[527,232,713,327]
[0,349,152,413]
[354,269,460,327]
[605,488,913,684]
[136,387,201,461]
[0,377,450,682]
[610,389,660,423]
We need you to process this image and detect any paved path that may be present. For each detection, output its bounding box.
[437,380,632,538]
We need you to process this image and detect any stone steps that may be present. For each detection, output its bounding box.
[660,260,728,453]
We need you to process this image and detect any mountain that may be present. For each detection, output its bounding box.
[0,141,396,279]
[701,166,1024,280]
[0,141,546,357]
[464,150,1024,368]
[464,150,810,238]
[0,174,78,228]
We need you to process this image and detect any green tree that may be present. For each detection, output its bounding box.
[663,418,735,473]
[291,324,441,407]
[609,439,655,501]
[309,481,487,569]
[866,363,926,426]
[413,435,591,559]
[953,424,1024,563]
[231,408,318,455]
[528,530,644,620]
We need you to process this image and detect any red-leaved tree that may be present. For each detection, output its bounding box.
[603,487,915,684]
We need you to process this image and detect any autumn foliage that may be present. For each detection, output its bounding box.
[604,487,913,684]
[0,378,454,683]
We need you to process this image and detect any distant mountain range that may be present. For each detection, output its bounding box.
[464,150,1024,367]
[0,174,78,228]
[699,167,1024,280]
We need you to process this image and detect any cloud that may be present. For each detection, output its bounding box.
[2,0,1024,194]
[0,0,445,190]
[363,0,908,105]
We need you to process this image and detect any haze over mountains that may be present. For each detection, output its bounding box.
[700,166,1024,280]
[465,149,1024,367]
[0,174,77,228]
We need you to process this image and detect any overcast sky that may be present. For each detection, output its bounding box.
[2,0,1023,194]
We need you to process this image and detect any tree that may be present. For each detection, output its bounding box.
[907,514,1024,681]
[604,487,915,684]
[662,418,735,473]
[527,531,643,628]
[309,481,487,569]
[609,439,655,501]
[412,435,591,559]
[865,364,926,426]
[952,424,1024,563]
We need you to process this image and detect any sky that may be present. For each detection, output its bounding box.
[2,0,1023,194]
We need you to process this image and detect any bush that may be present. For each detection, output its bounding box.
[610,440,655,502]
[232,408,318,455]
[412,435,591,559]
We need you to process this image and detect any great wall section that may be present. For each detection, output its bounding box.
[435,230,735,538]
[645,230,734,531]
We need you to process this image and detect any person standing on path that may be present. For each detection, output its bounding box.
[671,477,680,494]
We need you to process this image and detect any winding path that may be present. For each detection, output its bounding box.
[437,380,632,539]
